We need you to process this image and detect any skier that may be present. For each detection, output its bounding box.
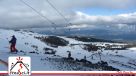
[9,35,18,53]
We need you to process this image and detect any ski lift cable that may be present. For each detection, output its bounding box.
[19,0,58,29]
[46,0,73,31]
[46,0,73,27]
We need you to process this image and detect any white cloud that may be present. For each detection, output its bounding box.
[0,0,136,33]
[67,24,88,29]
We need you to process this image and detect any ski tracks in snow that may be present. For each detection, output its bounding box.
[0,59,8,68]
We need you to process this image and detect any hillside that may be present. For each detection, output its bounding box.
[67,36,114,42]
[0,29,136,71]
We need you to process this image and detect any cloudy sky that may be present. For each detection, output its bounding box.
[0,0,136,38]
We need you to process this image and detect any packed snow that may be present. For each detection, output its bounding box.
[0,29,136,71]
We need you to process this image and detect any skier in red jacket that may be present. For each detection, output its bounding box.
[9,35,18,53]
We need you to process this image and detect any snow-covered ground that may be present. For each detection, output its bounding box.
[0,29,136,71]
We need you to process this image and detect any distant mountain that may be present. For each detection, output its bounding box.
[39,29,136,41]
[67,36,114,43]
